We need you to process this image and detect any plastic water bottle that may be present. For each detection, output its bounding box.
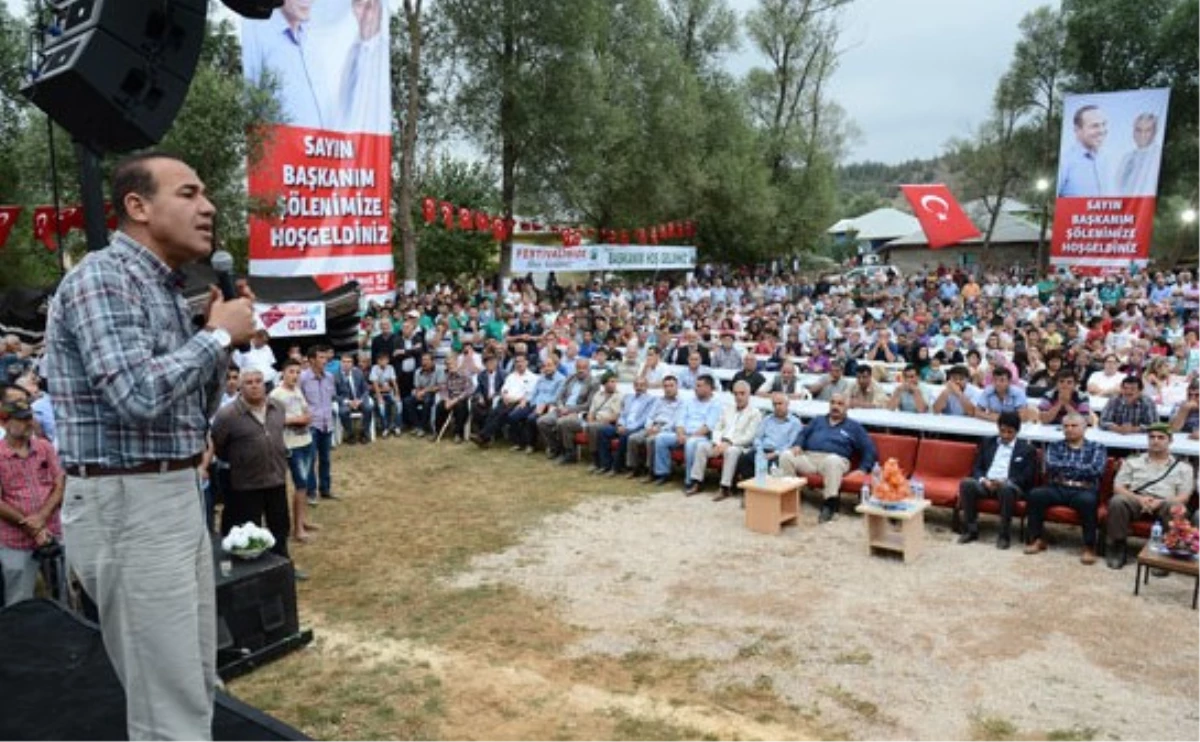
[1150,521,1164,551]
[755,449,768,485]
[768,462,780,479]
[861,483,871,507]
[911,476,925,502]
[871,463,882,489]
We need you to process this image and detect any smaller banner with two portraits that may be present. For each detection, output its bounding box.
[1050,87,1170,275]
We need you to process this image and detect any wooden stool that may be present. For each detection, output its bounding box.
[855,499,931,563]
[738,476,806,535]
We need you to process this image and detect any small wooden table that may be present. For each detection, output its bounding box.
[1134,544,1199,610]
[855,499,931,563]
[738,476,806,535]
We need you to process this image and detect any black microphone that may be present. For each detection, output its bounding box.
[210,250,251,352]
[211,250,238,301]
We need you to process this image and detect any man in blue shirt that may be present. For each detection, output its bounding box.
[779,392,877,523]
[512,357,564,452]
[651,375,721,486]
[595,376,656,475]
[1057,104,1113,197]
[974,367,1028,423]
[1024,413,1107,564]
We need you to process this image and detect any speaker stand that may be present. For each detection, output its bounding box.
[74,141,108,252]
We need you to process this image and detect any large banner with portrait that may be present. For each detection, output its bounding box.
[242,0,394,300]
[1050,88,1170,274]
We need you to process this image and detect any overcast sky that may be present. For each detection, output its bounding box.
[725,0,1058,164]
[9,0,1057,166]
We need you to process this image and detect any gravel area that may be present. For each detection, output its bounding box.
[451,490,1200,740]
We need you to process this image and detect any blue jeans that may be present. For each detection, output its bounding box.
[306,428,332,496]
[652,433,707,480]
[287,443,314,492]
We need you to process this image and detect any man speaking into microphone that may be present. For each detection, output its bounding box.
[44,153,255,741]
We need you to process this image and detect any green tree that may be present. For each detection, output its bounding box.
[412,157,502,282]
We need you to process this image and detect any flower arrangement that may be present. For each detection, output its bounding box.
[1162,504,1199,557]
[872,458,912,502]
[221,522,276,559]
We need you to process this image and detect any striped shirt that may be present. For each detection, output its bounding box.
[44,232,225,468]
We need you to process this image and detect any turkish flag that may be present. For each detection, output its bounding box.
[32,206,62,251]
[421,196,436,225]
[474,211,489,232]
[440,201,454,230]
[900,184,980,249]
[458,207,473,230]
[0,206,20,250]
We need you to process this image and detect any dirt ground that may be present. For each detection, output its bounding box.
[230,438,1200,740]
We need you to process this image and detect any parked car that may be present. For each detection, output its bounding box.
[844,264,902,282]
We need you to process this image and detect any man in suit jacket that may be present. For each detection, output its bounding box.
[471,352,506,433]
[666,330,711,367]
[335,352,374,444]
[958,411,1037,549]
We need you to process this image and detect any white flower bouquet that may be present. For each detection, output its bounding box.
[221,522,276,559]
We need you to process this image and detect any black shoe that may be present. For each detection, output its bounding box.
[818,501,836,523]
[320,492,341,501]
[996,534,1011,550]
[957,530,978,545]
[1106,545,1127,570]
[652,476,670,486]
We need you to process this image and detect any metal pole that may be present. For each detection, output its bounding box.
[74,141,108,252]
[45,116,66,274]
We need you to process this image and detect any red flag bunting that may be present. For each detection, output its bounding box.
[458,207,472,230]
[899,183,981,249]
[0,206,21,250]
[32,206,63,251]
[440,201,454,230]
[421,196,436,225]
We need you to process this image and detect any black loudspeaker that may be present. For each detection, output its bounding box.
[214,538,313,680]
[20,0,207,152]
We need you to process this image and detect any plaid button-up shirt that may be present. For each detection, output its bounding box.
[44,232,225,468]
[1045,439,1107,485]
[1099,394,1157,429]
[0,437,64,550]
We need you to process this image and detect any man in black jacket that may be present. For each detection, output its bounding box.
[957,411,1037,550]
[471,352,506,433]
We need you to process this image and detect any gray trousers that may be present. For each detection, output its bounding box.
[626,429,661,470]
[62,468,216,741]
[690,441,748,487]
[1106,494,1176,543]
[556,415,586,456]
[0,547,38,607]
[536,410,578,455]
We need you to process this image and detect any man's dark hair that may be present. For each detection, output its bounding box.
[948,365,969,378]
[697,374,715,389]
[992,366,1011,380]
[110,151,186,225]
[1056,368,1077,382]
[1121,374,1143,390]
[1073,104,1099,128]
[281,358,301,370]
[997,411,1022,432]
[903,364,919,375]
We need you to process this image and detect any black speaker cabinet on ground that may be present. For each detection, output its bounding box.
[21,0,207,152]
[214,538,314,680]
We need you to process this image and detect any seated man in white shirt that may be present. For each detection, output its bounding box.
[687,381,762,499]
[233,330,279,388]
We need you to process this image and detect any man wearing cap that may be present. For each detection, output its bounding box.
[957,411,1036,549]
[1104,422,1196,569]
[0,399,64,606]
[472,353,536,446]
[566,372,622,470]
[710,333,742,370]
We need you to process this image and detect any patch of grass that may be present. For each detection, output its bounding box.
[1046,726,1100,741]
[820,684,893,726]
[608,708,716,741]
[832,649,873,665]
[969,712,1019,740]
